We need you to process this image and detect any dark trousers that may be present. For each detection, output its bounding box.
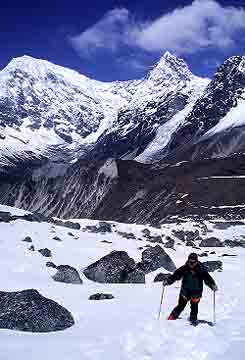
[170,295,200,321]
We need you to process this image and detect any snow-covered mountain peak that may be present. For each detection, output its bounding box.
[0,52,210,170]
[1,55,92,87]
[147,51,193,84]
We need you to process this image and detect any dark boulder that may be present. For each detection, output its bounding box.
[164,238,175,249]
[89,293,114,300]
[202,260,223,272]
[0,211,12,223]
[125,267,145,283]
[142,229,151,238]
[83,251,136,283]
[185,231,195,242]
[221,254,237,257]
[28,245,35,251]
[148,235,163,244]
[22,236,32,243]
[23,212,49,223]
[199,252,208,257]
[98,222,112,233]
[38,248,52,257]
[186,240,196,247]
[117,231,136,240]
[140,245,176,273]
[224,240,245,248]
[54,220,81,230]
[172,230,185,242]
[46,262,57,268]
[0,289,74,332]
[83,221,112,234]
[199,237,224,247]
[154,273,171,283]
[52,265,83,284]
[213,222,231,230]
[53,236,62,242]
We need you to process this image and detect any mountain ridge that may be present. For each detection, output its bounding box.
[1,53,245,221]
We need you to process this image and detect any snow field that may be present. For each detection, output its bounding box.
[0,205,244,359]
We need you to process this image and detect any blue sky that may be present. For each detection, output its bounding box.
[0,0,245,81]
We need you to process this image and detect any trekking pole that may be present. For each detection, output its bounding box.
[158,282,165,319]
[213,290,216,326]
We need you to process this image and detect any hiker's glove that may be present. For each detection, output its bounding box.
[212,285,218,292]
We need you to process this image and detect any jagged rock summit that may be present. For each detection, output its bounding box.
[148,51,194,83]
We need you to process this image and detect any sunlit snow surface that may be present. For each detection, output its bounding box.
[0,204,245,359]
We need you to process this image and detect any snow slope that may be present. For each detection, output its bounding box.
[0,204,245,359]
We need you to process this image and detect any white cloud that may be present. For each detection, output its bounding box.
[69,8,139,56]
[69,0,245,57]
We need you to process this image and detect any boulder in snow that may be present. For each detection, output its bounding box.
[54,220,81,230]
[38,248,52,257]
[199,252,208,257]
[125,267,145,283]
[199,237,224,247]
[53,236,62,242]
[0,211,12,223]
[142,228,151,238]
[224,239,245,248]
[89,293,114,300]
[202,260,223,272]
[186,240,196,247]
[101,240,113,244]
[98,222,112,233]
[172,230,185,242]
[164,238,175,249]
[154,273,171,283]
[52,265,83,284]
[46,261,57,268]
[117,231,136,240]
[22,236,32,243]
[221,253,237,257]
[83,251,136,283]
[140,245,176,273]
[83,221,112,234]
[0,289,74,332]
[148,235,163,244]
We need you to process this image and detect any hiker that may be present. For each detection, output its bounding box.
[163,253,218,325]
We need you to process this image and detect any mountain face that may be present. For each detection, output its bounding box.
[164,56,245,161]
[0,53,208,165]
[136,55,245,162]
[1,53,245,221]
[92,155,245,225]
